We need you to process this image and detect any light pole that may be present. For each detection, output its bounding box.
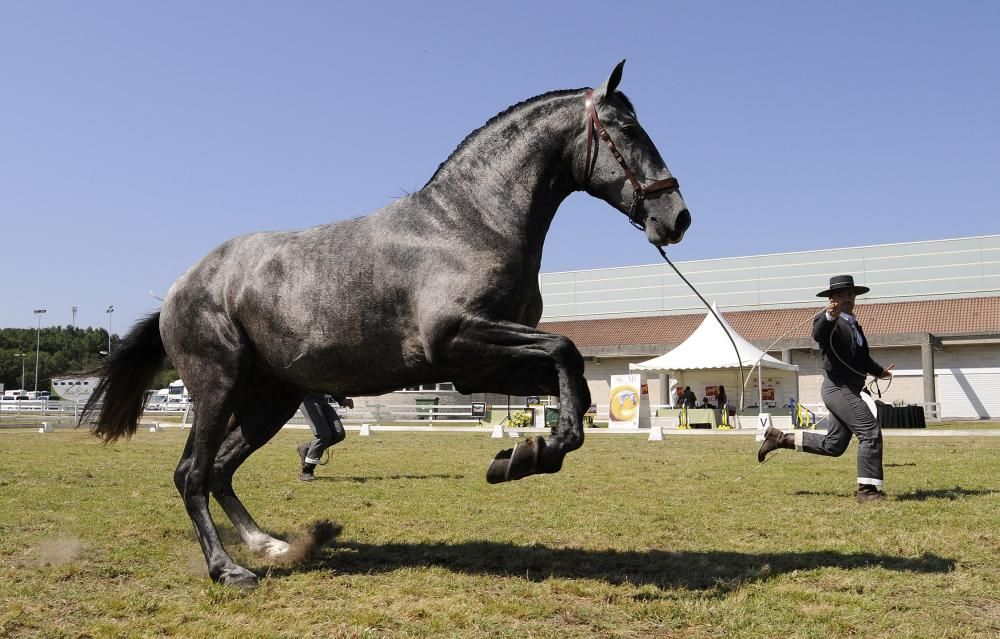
[106,305,114,354]
[15,353,27,390]
[33,309,46,393]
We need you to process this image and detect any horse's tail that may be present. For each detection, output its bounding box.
[80,312,166,443]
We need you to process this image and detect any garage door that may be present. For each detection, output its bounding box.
[937,370,1000,419]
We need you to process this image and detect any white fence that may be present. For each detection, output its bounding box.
[0,399,81,414]
[0,398,945,434]
[281,404,489,427]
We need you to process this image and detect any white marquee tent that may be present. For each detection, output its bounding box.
[629,303,798,409]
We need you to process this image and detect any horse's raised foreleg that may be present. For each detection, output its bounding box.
[436,318,590,483]
[210,386,303,558]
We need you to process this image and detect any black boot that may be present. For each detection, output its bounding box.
[757,426,795,462]
[856,484,886,503]
[299,463,317,482]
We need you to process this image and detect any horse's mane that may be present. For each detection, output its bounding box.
[424,88,588,186]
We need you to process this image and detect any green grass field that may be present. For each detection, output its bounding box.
[1,429,998,638]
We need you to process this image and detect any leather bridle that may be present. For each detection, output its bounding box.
[584,89,679,231]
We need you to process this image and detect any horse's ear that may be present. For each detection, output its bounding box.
[594,60,626,102]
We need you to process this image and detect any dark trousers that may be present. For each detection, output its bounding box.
[800,378,884,487]
[301,395,346,464]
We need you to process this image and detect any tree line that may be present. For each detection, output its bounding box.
[0,326,177,395]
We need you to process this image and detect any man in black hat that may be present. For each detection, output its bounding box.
[757,275,894,503]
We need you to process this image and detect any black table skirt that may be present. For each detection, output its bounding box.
[875,403,926,428]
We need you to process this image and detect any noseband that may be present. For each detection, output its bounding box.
[584,89,679,231]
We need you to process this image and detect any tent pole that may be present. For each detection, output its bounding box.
[758,366,763,411]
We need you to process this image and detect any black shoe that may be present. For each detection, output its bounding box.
[757,426,792,462]
[297,442,309,466]
[299,461,317,482]
[856,484,886,503]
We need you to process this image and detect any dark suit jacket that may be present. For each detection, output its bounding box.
[812,312,884,390]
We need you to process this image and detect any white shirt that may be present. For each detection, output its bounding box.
[826,310,863,346]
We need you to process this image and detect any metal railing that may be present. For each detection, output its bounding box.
[248,403,493,427]
[923,402,941,422]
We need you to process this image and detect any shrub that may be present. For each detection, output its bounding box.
[506,410,533,428]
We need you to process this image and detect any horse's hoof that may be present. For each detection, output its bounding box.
[217,566,259,589]
[486,448,513,484]
[262,539,290,558]
[486,436,544,484]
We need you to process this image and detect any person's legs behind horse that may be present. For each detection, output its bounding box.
[298,394,345,481]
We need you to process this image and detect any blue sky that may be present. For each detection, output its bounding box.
[1,1,997,332]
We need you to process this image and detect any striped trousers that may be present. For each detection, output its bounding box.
[301,395,346,465]
[797,378,884,488]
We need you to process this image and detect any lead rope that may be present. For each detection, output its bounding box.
[656,246,746,413]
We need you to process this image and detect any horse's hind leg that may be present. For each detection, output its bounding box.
[174,403,260,586]
[171,349,259,587]
[210,385,304,558]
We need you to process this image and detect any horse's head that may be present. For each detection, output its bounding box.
[579,61,691,246]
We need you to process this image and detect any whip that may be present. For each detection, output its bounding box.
[655,246,746,412]
[733,449,781,482]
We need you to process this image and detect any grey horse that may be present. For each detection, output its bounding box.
[81,61,690,587]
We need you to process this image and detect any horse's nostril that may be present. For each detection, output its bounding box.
[675,209,691,232]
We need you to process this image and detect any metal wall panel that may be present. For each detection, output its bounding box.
[937,371,1000,419]
[540,235,1000,321]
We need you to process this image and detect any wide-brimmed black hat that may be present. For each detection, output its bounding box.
[816,274,870,298]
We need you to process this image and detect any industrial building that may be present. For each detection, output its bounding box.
[538,235,1000,420]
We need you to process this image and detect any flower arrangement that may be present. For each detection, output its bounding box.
[506,410,533,428]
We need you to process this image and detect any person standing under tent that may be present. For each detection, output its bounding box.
[717,385,730,427]
[683,386,697,408]
[296,393,354,482]
[756,275,894,503]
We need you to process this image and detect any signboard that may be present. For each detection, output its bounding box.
[471,402,486,418]
[526,396,549,427]
[608,374,642,428]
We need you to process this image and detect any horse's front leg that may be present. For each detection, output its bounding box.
[435,317,590,483]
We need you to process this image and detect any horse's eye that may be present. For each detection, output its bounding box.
[622,125,641,139]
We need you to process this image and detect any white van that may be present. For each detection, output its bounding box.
[145,389,169,410]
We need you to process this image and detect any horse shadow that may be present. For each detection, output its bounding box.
[264,535,955,591]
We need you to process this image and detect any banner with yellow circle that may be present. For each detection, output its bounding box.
[609,374,642,428]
